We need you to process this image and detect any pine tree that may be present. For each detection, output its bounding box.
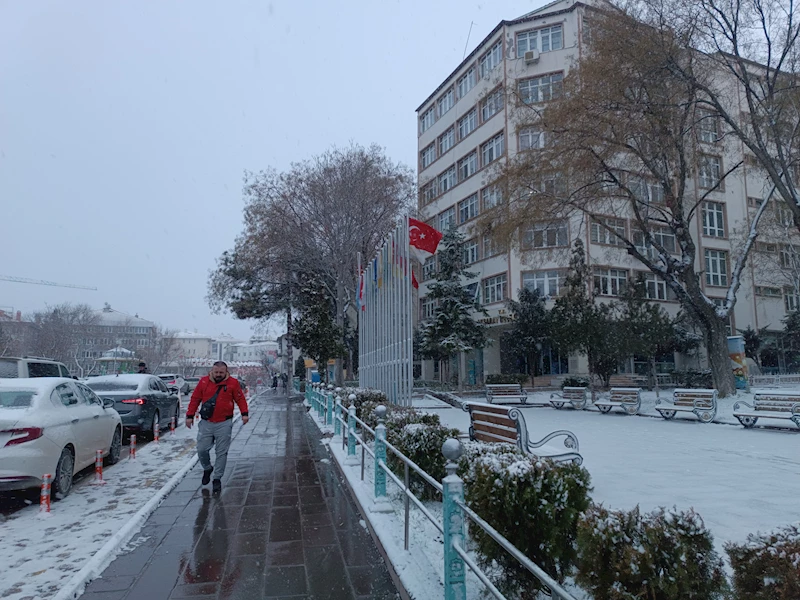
[505,287,550,379]
[419,228,487,383]
[292,282,345,382]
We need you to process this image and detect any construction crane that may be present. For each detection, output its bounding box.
[0,275,97,291]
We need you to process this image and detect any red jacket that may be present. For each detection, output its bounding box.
[187,375,248,423]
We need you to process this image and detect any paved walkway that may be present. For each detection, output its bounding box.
[81,393,400,600]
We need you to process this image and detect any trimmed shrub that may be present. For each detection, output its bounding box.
[726,522,800,600]
[458,441,592,597]
[391,422,461,500]
[562,376,590,388]
[486,373,530,385]
[576,505,728,600]
[342,387,388,415]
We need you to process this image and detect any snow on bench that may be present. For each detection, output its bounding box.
[654,388,717,423]
[549,386,588,410]
[595,387,641,415]
[733,391,800,429]
[485,383,528,405]
[463,402,582,464]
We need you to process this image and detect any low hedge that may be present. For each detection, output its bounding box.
[576,505,728,600]
[726,522,800,600]
[486,373,530,385]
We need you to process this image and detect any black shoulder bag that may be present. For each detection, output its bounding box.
[199,384,225,420]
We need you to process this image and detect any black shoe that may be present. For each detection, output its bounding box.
[212,479,222,494]
[202,468,213,485]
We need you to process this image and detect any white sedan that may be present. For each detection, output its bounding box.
[0,378,123,499]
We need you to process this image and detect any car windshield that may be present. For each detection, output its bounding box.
[0,390,36,408]
[158,375,175,380]
[86,382,140,392]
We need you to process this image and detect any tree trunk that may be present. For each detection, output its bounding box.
[704,319,736,398]
[458,351,466,391]
[335,278,345,386]
[651,355,660,399]
[286,305,293,396]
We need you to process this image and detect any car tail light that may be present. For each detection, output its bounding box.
[121,398,146,405]
[3,427,44,447]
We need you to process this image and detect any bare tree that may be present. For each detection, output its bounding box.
[138,327,181,374]
[752,197,800,306]
[483,7,770,396]
[28,303,99,373]
[208,143,415,385]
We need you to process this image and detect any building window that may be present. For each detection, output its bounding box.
[458,194,479,223]
[463,239,479,264]
[458,152,478,182]
[439,127,455,155]
[633,226,677,255]
[748,196,764,208]
[755,286,782,297]
[483,234,499,258]
[483,273,508,304]
[517,24,563,55]
[480,40,503,79]
[481,133,505,166]
[780,245,800,269]
[420,180,438,205]
[482,185,502,209]
[458,109,477,140]
[697,110,719,143]
[519,128,545,150]
[593,268,628,296]
[785,288,799,312]
[420,108,435,133]
[698,155,722,189]
[644,273,675,300]
[438,166,456,194]
[421,297,436,320]
[421,144,436,169]
[437,88,455,117]
[457,67,476,98]
[523,220,569,249]
[481,88,504,122]
[438,206,456,231]
[776,203,794,227]
[702,201,726,237]
[590,217,626,246]
[522,270,563,297]
[519,72,564,104]
[705,249,728,286]
[422,256,435,280]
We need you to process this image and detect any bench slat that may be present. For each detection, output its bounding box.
[472,404,517,416]
[472,412,520,428]
[473,421,518,441]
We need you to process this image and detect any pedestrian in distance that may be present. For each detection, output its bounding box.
[185,361,249,494]
[272,374,278,393]
[137,362,149,374]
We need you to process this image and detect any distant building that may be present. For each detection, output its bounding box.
[174,331,214,361]
[211,334,247,362]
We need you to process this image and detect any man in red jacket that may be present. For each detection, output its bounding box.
[186,361,249,493]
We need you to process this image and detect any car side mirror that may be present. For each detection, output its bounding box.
[103,398,114,409]
[168,386,179,394]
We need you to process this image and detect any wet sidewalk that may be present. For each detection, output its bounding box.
[81,394,401,600]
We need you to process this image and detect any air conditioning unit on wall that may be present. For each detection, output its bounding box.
[524,49,540,64]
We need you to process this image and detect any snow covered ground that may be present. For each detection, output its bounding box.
[426,389,800,554]
[0,425,198,600]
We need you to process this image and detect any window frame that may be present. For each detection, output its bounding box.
[481,185,502,210]
[702,201,726,238]
[523,220,569,249]
[463,238,480,264]
[437,88,455,117]
[481,87,504,122]
[482,272,508,305]
[420,143,436,169]
[438,206,456,231]
[590,217,626,246]
[479,40,503,79]
[518,127,545,151]
[522,269,564,298]
[457,152,478,182]
[704,249,729,287]
[438,127,455,156]
[458,194,479,224]
[593,267,628,296]
[457,109,477,140]
[518,72,564,104]
[420,107,435,134]
[481,132,505,166]
[457,66,477,98]
[698,154,723,189]
[437,166,456,194]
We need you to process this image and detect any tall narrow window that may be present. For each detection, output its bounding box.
[458,109,477,140]
[481,133,505,166]
[457,67,476,97]
[705,249,728,286]
[420,108,435,133]
[438,128,455,155]
[457,153,477,182]
[480,41,503,78]
[481,88,504,122]
[437,88,454,117]
[458,194,479,223]
[702,201,726,237]
[483,273,508,304]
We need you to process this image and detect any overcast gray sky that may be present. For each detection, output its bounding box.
[0,0,542,339]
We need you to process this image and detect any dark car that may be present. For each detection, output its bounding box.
[86,374,181,439]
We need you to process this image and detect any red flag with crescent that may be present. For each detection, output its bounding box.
[409,218,442,255]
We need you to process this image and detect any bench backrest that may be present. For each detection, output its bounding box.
[562,387,587,401]
[609,387,641,403]
[753,392,800,412]
[486,384,523,394]
[673,388,717,408]
[465,402,528,452]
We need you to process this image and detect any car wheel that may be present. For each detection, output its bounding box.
[148,410,160,440]
[53,447,75,500]
[105,427,122,466]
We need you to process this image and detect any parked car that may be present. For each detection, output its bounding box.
[0,356,72,379]
[185,376,201,394]
[157,373,189,395]
[0,377,122,498]
[86,375,181,439]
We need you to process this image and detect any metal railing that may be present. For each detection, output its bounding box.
[304,383,578,600]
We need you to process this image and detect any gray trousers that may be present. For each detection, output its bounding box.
[196,419,233,480]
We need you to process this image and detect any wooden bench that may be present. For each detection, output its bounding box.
[595,387,641,415]
[654,388,717,423]
[550,386,588,410]
[733,391,800,429]
[609,374,648,388]
[485,383,528,405]
[464,402,582,464]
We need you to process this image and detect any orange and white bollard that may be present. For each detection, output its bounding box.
[91,450,106,485]
[170,416,176,434]
[40,474,52,513]
[130,434,136,459]
[154,422,160,443]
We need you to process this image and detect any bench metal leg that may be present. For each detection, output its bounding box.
[736,415,758,428]
[658,409,676,420]
[597,404,613,414]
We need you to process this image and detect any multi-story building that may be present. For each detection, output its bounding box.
[415,0,798,381]
[174,331,214,361]
[80,305,157,361]
[211,334,247,362]
[229,339,279,365]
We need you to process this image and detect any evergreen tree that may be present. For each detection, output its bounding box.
[419,228,487,383]
[292,282,345,382]
[505,287,550,379]
[549,240,623,391]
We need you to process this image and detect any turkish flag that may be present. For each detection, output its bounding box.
[409,218,443,255]
[411,271,419,289]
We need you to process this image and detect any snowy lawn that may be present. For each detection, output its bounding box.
[429,389,800,555]
[0,424,198,600]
